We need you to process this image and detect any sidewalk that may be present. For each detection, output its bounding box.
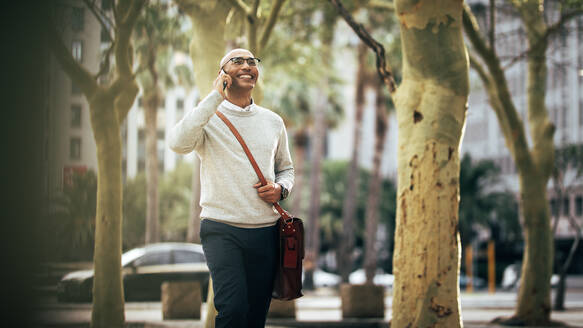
[33,286,583,328]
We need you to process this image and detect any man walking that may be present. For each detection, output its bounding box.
[168,48,294,328]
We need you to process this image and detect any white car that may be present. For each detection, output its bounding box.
[303,269,341,287]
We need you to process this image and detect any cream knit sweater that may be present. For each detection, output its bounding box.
[168,90,294,228]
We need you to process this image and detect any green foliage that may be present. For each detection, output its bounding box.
[122,161,193,250]
[459,153,521,246]
[122,173,146,250]
[318,160,396,256]
[44,171,97,261]
[158,161,193,240]
[134,1,193,93]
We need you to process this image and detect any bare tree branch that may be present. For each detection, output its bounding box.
[327,0,397,95]
[252,0,260,17]
[95,42,115,81]
[47,16,98,97]
[114,0,145,79]
[83,0,114,42]
[463,3,533,172]
[229,0,252,16]
[489,0,495,53]
[502,8,583,69]
[258,0,286,53]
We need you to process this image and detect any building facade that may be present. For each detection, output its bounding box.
[47,0,100,195]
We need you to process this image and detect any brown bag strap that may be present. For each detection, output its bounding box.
[215,111,292,222]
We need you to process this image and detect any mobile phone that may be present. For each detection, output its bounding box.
[221,69,228,91]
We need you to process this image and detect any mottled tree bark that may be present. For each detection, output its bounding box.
[391,1,469,327]
[49,1,145,327]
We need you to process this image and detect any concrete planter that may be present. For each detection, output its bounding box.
[340,283,385,318]
[161,281,201,319]
[268,298,296,318]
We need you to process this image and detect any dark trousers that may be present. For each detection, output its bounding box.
[200,219,278,328]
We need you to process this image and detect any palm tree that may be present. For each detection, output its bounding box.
[49,171,97,261]
[134,1,189,244]
[338,42,368,282]
[363,79,390,284]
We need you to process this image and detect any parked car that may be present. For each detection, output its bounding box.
[302,269,341,288]
[349,269,394,288]
[501,263,559,290]
[57,243,210,302]
[459,273,486,289]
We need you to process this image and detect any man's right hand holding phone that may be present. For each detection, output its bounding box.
[214,69,232,98]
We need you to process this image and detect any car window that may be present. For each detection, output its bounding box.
[173,250,205,264]
[134,251,171,267]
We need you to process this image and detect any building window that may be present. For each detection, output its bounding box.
[576,196,582,217]
[101,28,111,42]
[72,40,83,62]
[71,81,81,95]
[562,197,570,216]
[550,198,558,217]
[71,7,85,32]
[71,105,82,127]
[70,137,81,160]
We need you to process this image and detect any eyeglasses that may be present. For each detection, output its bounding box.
[226,57,261,67]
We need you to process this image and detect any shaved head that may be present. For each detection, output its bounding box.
[219,48,255,69]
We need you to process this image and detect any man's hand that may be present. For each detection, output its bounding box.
[253,181,281,204]
[213,70,232,98]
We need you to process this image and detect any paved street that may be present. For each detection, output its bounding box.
[32,278,583,328]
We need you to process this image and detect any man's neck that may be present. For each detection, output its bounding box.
[226,90,253,108]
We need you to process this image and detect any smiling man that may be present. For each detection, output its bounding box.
[168,48,294,328]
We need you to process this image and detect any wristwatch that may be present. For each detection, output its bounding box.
[278,183,289,201]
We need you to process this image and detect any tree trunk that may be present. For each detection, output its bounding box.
[554,215,581,311]
[180,3,230,327]
[185,2,229,245]
[462,2,557,323]
[304,91,327,291]
[90,97,125,328]
[514,176,553,323]
[391,1,469,327]
[364,82,388,284]
[291,130,308,216]
[513,28,554,325]
[48,2,144,326]
[304,13,336,290]
[338,42,367,283]
[144,91,160,244]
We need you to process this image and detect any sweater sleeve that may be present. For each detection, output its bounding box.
[274,123,295,193]
[168,90,223,154]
